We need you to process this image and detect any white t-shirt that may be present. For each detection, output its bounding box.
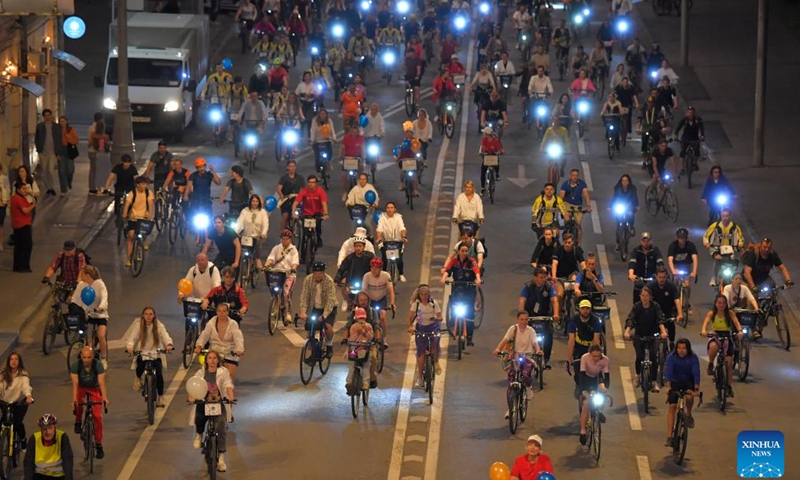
[184,263,222,298]
[411,299,442,326]
[267,244,299,272]
[504,324,539,355]
[362,271,391,302]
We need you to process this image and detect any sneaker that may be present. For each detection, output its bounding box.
[726,385,734,398]
[707,363,714,376]
[414,378,423,388]
[399,274,407,282]
[685,414,695,428]
[74,422,82,435]
[526,389,534,401]
[125,260,132,268]
[545,361,552,370]
[284,313,292,326]
[133,377,142,392]
[95,444,105,459]
[217,453,227,472]
[193,434,202,450]
[325,346,334,359]
[665,436,673,447]
[370,379,378,389]
[102,189,112,196]
[651,381,660,393]
[157,399,166,407]
[633,375,640,388]
[579,433,587,445]
[346,383,357,395]
[435,361,442,375]
[504,410,510,419]
[599,412,607,423]
[709,278,717,287]
[89,189,98,195]
[467,338,474,347]
[340,299,349,312]
[433,115,440,122]
[480,189,486,196]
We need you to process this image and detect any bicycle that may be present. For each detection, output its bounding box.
[182,297,205,369]
[528,317,551,390]
[669,389,702,465]
[733,308,756,381]
[343,156,361,191]
[238,235,260,293]
[313,141,332,189]
[481,153,501,204]
[612,203,633,261]
[370,304,393,373]
[365,137,381,183]
[438,99,457,139]
[580,291,617,355]
[706,333,731,411]
[167,193,188,245]
[757,283,792,351]
[563,206,589,246]
[417,330,441,404]
[384,241,403,284]
[657,322,673,387]
[644,174,679,222]
[154,189,169,233]
[602,113,620,159]
[635,333,660,414]
[74,393,107,474]
[208,97,226,147]
[0,400,30,479]
[445,280,479,360]
[673,270,695,328]
[299,214,322,274]
[113,190,129,246]
[401,157,417,210]
[578,385,612,462]
[42,280,80,354]
[66,318,101,375]
[242,123,259,174]
[266,270,292,335]
[591,65,608,99]
[682,140,702,189]
[346,341,372,418]
[131,348,169,425]
[452,75,466,112]
[499,352,532,434]
[191,398,235,480]
[528,93,550,139]
[298,311,332,385]
[130,219,154,278]
[404,82,416,117]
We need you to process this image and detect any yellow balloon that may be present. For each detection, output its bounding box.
[489,462,511,480]
[403,120,414,132]
[178,278,193,296]
[411,138,421,153]
[198,352,206,367]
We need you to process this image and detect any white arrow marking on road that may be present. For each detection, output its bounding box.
[619,366,643,431]
[590,200,601,234]
[596,244,612,286]
[507,164,536,188]
[637,455,653,480]
[607,298,626,350]
[581,161,594,191]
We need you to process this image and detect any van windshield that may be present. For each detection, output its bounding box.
[106,59,183,87]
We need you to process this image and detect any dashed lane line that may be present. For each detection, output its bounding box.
[619,366,643,431]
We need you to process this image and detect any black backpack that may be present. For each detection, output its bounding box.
[130,188,151,214]
[60,248,92,269]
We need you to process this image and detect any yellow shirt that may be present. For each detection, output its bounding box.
[532,195,568,226]
[128,188,151,220]
[703,221,743,247]
[204,72,233,98]
[711,314,731,332]
[541,126,571,152]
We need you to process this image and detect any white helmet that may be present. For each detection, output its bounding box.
[353,236,367,245]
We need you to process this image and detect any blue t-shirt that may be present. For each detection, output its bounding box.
[520,281,558,316]
[567,316,603,357]
[189,171,214,200]
[575,271,605,286]
[560,179,588,206]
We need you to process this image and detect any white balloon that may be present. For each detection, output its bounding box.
[185,376,208,399]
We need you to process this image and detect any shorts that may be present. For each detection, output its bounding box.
[405,75,421,88]
[125,220,139,233]
[667,382,695,404]
[0,206,6,225]
[707,334,734,357]
[280,198,295,215]
[369,297,388,311]
[87,317,108,327]
[223,357,239,367]
[307,307,336,328]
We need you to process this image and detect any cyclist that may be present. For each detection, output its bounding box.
[344,307,374,394]
[570,46,590,78]
[494,52,517,104]
[551,19,572,68]
[468,63,496,112]
[310,110,338,171]
[42,240,87,288]
[609,174,639,250]
[264,229,300,325]
[700,165,737,225]
[442,229,486,276]
[674,107,704,175]
[340,82,365,131]
[559,169,592,246]
[236,194,269,271]
[625,37,646,82]
[624,286,668,392]
[574,252,604,299]
[338,226,376,267]
[551,232,585,312]
[527,66,554,121]
[292,175,329,252]
[70,266,109,367]
[530,44,550,73]
[336,236,376,311]
[299,261,338,358]
[627,232,665,303]
[566,299,602,394]
[69,346,108,460]
[540,116,571,177]
[510,435,554,478]
[493,311,544,417]
[122,176,154,268]
[647,267,682,350]
[479,126,503,195]
[664,338,701,446]
[432,69,457,123]
[530,227,560,269]
[228,77,248,151]
[201,266,248,321]
[636,95,666,158]
[600,92,623,150]
[362,258,395,348]
[701,294,744,398]
[187,349,234,473]
[588,40,609,85]
[201,216,242,271]
[0,352,33,445]
[178,253,221,302]
[409,285,443,387]
[741,237,793,291]
[577,344,610,446]
[614,77,639,138]
[452,180,485,236]
[161,158,190,210]
[656,76,678,118]
[201,63,234,103]
[276,160,305,232]
[124,307,174,405]
[195,303,245,380]
[480,90,509,137]
[265,57,289,103]
[144,141,173,193]
[519,267,559,368]
[445,55,467,76]
[103,153,136,213]
[667,228,699,312]
[702,207,744,287]
[184,158,221,224]
[339,126,367,202]
[23,413,74,480]
[531,182,569,239]
[219,165,255,215]
[376,202,408,282]
[570,68,596,99]
[650,139,678,188]
[237,90,268,147]
[441,243,482,347]
[723,273,760,311]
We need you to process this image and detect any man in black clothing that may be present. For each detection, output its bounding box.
[335,237,376,310]
[530,226,560,269]
[742,238,793,290]
[647,268,681,349]
[667,227,699,312]
[202,216,242,270]
[552,232,585,310]
[480,90,509,135]
[674,107,705,175]
[628,232,665,303]
[650,139,677,183]
[614,77,639,135]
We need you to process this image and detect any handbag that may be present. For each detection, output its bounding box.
[67,143,79,160]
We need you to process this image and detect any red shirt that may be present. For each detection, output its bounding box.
[511,454,554,479]
[295,186,328,216]
[10,193,33,229]
[481,137,503,153]
[446,62,467,75]
[342,134,365,157]
[440,40,458,62]
[433,77,457,102]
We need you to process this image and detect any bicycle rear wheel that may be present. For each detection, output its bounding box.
[775,312,791,351]
[644,185,659,216]
[300,339,316,385]
[318,331,331,375]
[377,333,386,373]
[664,190,679,222]
[672,412,688,464]
[426,355,435,404]
[445,115,455,139]
[658,340,668,386]
[145,374,156,425]
[42,310,58,355]
[474,287,485,329]
[131,240,145,277]
[168,213,178,245]
[1,429,12,480]
[508,388,519,434]
[736,339,750,381]
[67,339,85,375]
[267,296,281,336]
[405,93,414,117]
[487,171,495,204]
[183,327,197,369]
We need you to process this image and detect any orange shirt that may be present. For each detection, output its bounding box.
[341,91,364,118]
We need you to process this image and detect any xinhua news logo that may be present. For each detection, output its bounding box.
[737,430,784,478]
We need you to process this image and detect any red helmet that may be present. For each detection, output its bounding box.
[370,258,384,268]
[280,229,293,238]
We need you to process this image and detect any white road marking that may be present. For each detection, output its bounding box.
[279,320,347,348]
[619,366,643,431]
[581,161,594,191]
[507,164,536,189]
[607,298,626,349]
[408,435,426,442]
[404,455,424,463]
[596,244,612,286]
[636,455,653,480]
[577,132,586,156]
[590,199,601,234]
[410,416,428,423]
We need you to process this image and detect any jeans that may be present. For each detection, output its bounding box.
[88,151,99,190]
[12,225,32,271]
[58,157,75,193]
[38,152,58,192]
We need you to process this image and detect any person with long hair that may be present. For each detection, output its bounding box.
[58,115,79,195]
[188,349,234,472]
[609,173,639,251]
[624,286,667,392]
[0,352,34,442]
[665,338,700,446]
[236,194,269,271]
[70,266,110,366]
[701,294,743,398]
[125,307,174,405]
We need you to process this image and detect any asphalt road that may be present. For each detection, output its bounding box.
[14,2,798,480]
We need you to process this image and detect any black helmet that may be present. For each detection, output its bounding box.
[311,261,327,272]
[675,227,688,238]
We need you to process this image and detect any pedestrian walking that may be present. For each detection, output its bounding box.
[10,182,35,272]
[0,162,9,251]
[59,115,79,195]
[87,112,110,195]
[34,109,64,197]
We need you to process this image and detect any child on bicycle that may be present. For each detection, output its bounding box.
[345,307,374,395]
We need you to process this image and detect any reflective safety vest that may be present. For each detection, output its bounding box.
[34,430,66,477]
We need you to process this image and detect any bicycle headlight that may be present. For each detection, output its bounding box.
[650,70,659,80]
[573,13,584,25]
[360,0,371,11]
[407,170,414,177]
[447,104,453,111]
[397,0,410,14]
[715,194,729,207]
[479,2,490,14]
[677,270,687,276]
[742,327,749,334]
[453,304,468,317]
[583,7,591,16]
[311,46,320,55]
[722,267,733,277]
[192,213,210,230]
[537,334,544,343]
[592,393,605,407]
[613,203,627,215]
[331,23,345,38]
[382,50,396,66]
[546,143,563,158]
[352,281,361,290]
[536,105,547,117]
[762,286,770,293]
[164,100,180,112]
[209,109,222,122]
[577,100,589,114]
[454,15,467,30]
[315,82,325,92]
[282,129,299,146]
[609,125,614,130]
[368,144,380,156]
[617,19,629,33]
[245,133,257,147]
[521,34,528,41]
[664,173,671,181]
[373,304,381,311]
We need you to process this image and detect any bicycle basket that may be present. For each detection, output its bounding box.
[65,313,82,329]
[267,271,287,291]
[137,219,155,236]
[349,205,367,219]
[402,159,417,171]
[241,236,255,247]
[482,155,499,167]
[183,300,203,318]
[343,157,360,171]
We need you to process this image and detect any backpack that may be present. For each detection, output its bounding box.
[60,248,92,269]
[479,237,488,260]
[192,264,217,279]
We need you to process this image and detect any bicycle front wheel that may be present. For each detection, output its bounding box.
[168,214,178,245]
[737,339,750,381]
[592,412,602,461]
[426,355,435,404]
[377,332,386,373]
[1,429,12,480]
[318,338,331,375]
[66,339,85,375]
[445,115,455,139]
[672,412,688,464]
[207,435,218,480]
[145,374,156,425]
[267,296,281,336]
[131,240,145,277]
[644,185,659,216]
[474,287,485,329]
[42,310,59,355]
[508,388,520,434]
[641,368,651,413]
[182,327,197,369]
[775,312,791,351]
[84,419,94,471]
[664,189,679,222]
[300,339,315,385]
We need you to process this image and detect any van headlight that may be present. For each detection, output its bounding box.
[103,97,117,110]
[164,100,180,112]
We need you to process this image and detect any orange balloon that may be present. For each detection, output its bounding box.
[402,120,414,132]
[411,138,421,153]
[178,278,193,296]
[320,124,332,137]
[489,462,511,480]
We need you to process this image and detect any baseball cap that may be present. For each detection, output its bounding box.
[641,232,651,240]
[579,299,592,308]
[527,435,543,446]
[63,240,76,251]
[354,307,367,319]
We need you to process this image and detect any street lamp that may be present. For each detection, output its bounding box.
[111,0,134,166]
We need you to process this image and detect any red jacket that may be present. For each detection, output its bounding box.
[10,193,33,229]
[481,136,503,153]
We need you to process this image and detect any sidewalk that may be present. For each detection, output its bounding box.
[0,142,147,357]
[636,0,800,317]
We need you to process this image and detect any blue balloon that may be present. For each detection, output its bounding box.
[359,114,369,128]
[401,138,411,150]
[221,58,233,70]
[537,473,556,480]
[265,195,278,212]
[392,146,400,157]
[373,209,382,225]
[365,190,376,205]
[80,285,96,305]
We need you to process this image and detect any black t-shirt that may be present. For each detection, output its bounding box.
[149,152,173,179]
[668,240,698,266]
[742,250,783,286]
[111,163,137,192]
[657,86,676,110]
[226,178,254,207]
[553,245,585,278]
[481,99,507,119]
[652,147,674,175]
[208,227,239,261]
[278,174,305,197]
[614,85,636,108]
[647,280,679,317]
